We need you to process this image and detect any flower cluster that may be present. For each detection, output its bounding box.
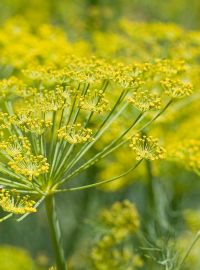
[78,89,110,113]
[12,113,52,135]
[129,134,166,161]
[8,155,49,181]
[57,123,93,144]
[161,78,193,99]
[0,136,31,158]
[90,200,143,270]
[0,189,36,215]
[170,139,200,175]
[128,89,161,112]
[100,200,140,240]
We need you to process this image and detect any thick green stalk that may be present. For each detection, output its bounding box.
[45,195,67,270]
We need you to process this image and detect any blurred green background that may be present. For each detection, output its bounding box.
[1,0,200,35]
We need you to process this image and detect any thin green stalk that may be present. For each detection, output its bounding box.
[51,83,86,175]
[4,101,23,136]
[49,109,66,175]
[145,159,155,211]
[0,213,13,222]
[137,99,173,133]
[0,177,31,189]
[40,134,45,156]
[30,132,40,155]
[13,189,38,194]
[54,144,74,181]
[57,99,172,186]
[83,80,109,128]
[58,139,127,185]
[55,159,143,193]
[48,111,57,163]
[45,195,67,270]
[53,83,88,178]
[57,112,143,185]
[0,163,33,185]
[17,195,46,222]
[177,231,200,270]
[62,89,128,172]
[60,101,129,177]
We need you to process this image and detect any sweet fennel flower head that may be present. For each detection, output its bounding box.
[0,54,193,221]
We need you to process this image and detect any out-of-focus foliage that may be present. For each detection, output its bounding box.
[1,0,200,32]
[89,201,143,270]
[92,20,200,62]
[0,245,37,270]
[0,17,89,73]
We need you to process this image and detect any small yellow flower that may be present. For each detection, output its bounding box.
[0,189,36,215]
[57,123,93,144]
[79,89,110,113]
[161,78,193,99]
[0,135,31,158]
[128,89,161,112]
[8,154,49,180]
[129,134,165,160]
[12,113,52,135]
[0,112,13,130]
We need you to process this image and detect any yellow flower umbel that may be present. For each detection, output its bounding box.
[161,78,193,99]
[0,189,36,215]
[129,134,165,161]
[12,113,52,135]
[57,123,93,144]
[128,89,161,112]
[0,136,31,158]
[78,89,110,113]
[8,155,49,181]
[29,88,68,112]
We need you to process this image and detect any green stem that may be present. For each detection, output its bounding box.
[177,231,200,270]
[145,159,155,211]
[45,195,67,270]
[0,213,13,222]
[55,159,143,193]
